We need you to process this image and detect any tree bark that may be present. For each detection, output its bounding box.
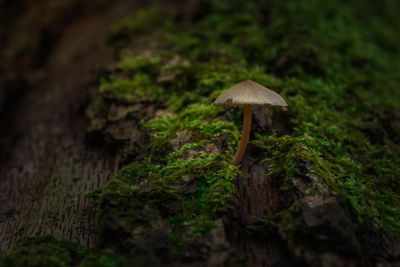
[0,0,140,255]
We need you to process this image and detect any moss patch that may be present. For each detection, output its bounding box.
[94,0,400,252]
[80,249,127,267]
[0,235,86,267]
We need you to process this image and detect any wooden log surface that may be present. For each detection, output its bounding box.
[0,0,141,255]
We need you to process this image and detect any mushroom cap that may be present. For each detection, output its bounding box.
[213,79,288,107]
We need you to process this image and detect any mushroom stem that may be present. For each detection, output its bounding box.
[231,105,252,165]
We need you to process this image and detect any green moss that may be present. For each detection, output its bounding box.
[148,137,173,163]
[184,0,400,238]
[106,6,173,42]
[187,216,217,236]
[0,235,86,267]
[144,104,239,142]
[247,203,300,242]
[99,73,163,101]
[94,0,400,258]
[94,102,244,254]
[80,250,127,267]
[118,56,161,74]
[98,147,241,220]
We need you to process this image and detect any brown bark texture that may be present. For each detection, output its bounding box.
[0,0,142,255]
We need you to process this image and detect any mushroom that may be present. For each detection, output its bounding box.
[213,80,288,166]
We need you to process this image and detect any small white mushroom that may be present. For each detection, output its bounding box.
[214,79,288,165]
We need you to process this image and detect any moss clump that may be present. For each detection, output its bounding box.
[92,71,246,258]
[145,104,239,142]
[99,56,164,101]
[0,235,86,267]
[0,236,132,267]
[106,6,173,43]
[96,136,243,250]
[79,249,127,267]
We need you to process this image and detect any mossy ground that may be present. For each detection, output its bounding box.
[99,0,400,239]
[2,0,400,265]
